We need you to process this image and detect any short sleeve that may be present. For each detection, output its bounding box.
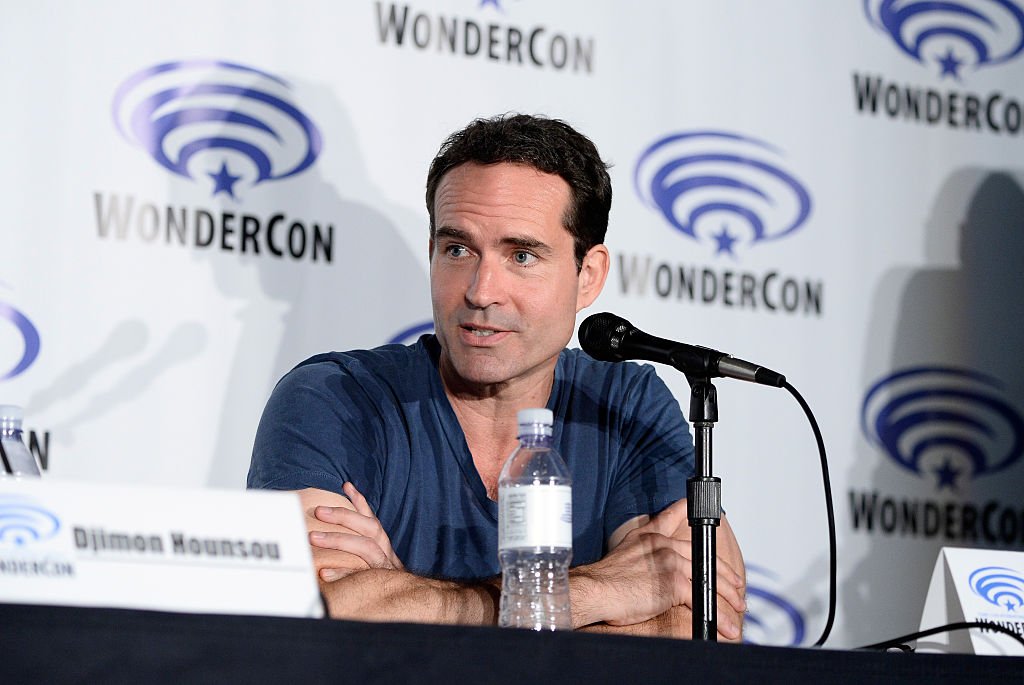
[603,366,694,540]
[246,357,382,496]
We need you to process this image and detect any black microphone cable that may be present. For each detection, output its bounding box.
[783,381,836,647]
[580,313,1024,652]
[858,621,1024,651]
[789,381,1024,653]
[578,313,838,645]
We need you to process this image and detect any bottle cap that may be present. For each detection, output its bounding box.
[0,405,24,422]
[516,408,553,427]
[0,405,24,433]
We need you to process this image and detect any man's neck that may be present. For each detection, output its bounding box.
[439,355,557,498]
[438,352,557,416]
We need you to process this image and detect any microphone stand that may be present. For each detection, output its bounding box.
[685,373,720,641]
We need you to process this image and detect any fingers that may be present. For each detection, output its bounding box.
[646,498,690,536]
[645,533,746,615]
[307,545,369,581]
[641,500,746,600]
[672,550,742,639]
[717,602,744,641]
[592,530,746,630]
[634,534,695,613]
[715,558,745,597]
[315,484,405,571]
[310,531,395,582]
[653,543,743,639]
[315,504,383,539]
[593,503,749,634]
[715,576,746,614]
[311,531,389,564]
[343,481,375,518]
[666,537,745,614]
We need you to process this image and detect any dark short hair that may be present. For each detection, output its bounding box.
[425,113,612,268]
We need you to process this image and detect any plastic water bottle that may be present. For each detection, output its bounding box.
[498,408,572,630]
[0,405,41,479]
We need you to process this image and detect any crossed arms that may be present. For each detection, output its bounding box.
[299,483,746,640]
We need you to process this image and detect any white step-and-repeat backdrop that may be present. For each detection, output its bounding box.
[3,0,1023,648]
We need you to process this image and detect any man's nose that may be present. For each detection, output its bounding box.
[464,255,507,309]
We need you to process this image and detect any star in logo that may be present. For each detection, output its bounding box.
[712,226,738,256]
[936,47,964,80]
[479,0,502,10]
[933,456,961,491]
[1005,598,1019,612]
[208,161,242,198]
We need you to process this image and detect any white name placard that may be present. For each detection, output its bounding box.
[919,546,1024,655]
[0,479,323,618]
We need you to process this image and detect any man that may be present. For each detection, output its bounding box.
[248,114,745,638]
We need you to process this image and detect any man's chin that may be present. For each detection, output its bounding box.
[437,346,522,387]
[446,360,514,389]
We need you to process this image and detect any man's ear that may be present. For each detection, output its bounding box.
[428,237,434,260]
[576,244,610,311]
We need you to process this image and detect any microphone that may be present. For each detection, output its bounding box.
[578,312,786,387]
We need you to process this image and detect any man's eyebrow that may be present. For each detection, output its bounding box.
[434,227,554,255]
[434,226,471,242]
[500,235,553,254]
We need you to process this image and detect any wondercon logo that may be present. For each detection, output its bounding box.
[634,131,812,259]
[742,564,807,646]
[970,565,1024,611]
[861,366,1024,491]
[112,60,323,199]
[387,320,434,345]
[864,0,1024,79]
[0,298,41,381]
[0,497,60,547]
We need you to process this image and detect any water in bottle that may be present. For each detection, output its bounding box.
[0,405,41,479]
[498,408,572,630]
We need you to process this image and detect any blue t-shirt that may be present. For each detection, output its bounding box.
[248,335,694,581]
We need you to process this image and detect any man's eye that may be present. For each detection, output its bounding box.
[512,251,537,265]
[445,245,468,257]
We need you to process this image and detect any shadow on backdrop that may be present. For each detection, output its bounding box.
[846,170,1024,646]
[200,87,430,488]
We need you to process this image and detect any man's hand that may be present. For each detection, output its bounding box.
[661,508,746,641]
[295,485,498,625]
[296,487,745,637]
[572,499,695,627]
[309,482,404,581]
[572,499,746,640]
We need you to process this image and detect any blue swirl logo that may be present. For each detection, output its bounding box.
[743,564,807,646]
[862,366,1024,491]
[864,0,1024,79]
[387,320,435,345]
[634,131,812,258]
[0,300,41,381]
[0,497,61,547]
[969,565,1024,612]
[112,60,322,198]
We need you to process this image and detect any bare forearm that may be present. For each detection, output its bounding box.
[567,504,745,634]
[567,558,695,631]
[568,564,610,628]
[578,605,692,639]
[579,606,743,642]
[569,552,745,641]
[322,568,500,625]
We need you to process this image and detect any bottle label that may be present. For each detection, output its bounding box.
[498,484,572,550]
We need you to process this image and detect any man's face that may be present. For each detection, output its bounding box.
[429,162,604,393]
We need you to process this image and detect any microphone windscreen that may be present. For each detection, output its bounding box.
[578,312,629,361]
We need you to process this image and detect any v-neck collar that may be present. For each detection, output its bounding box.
[423,336,565,522]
